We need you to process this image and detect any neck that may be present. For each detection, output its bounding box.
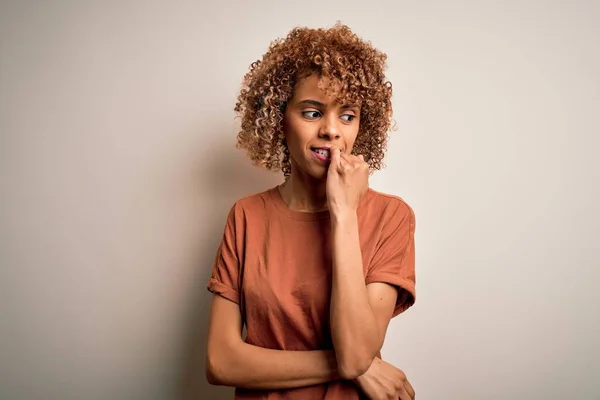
[279,163,328,212]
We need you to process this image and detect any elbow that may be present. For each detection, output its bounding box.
[206,356,224,386]
[335,339,379,380]
[206,368,222,386]
[337,353,374,380]
[206,336,244,386]
[206,351,232,386]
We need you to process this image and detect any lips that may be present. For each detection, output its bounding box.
[310,146,331,164]
[312,148,330,158]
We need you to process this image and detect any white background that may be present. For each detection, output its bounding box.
[1,1,598,399]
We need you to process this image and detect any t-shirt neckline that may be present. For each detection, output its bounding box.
[268,185,371,221]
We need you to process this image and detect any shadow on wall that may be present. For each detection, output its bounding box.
[177,136,281,400]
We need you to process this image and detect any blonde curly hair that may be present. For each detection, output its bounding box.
[234,23,394,177]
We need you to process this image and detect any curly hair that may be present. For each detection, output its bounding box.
[234,23,394,178]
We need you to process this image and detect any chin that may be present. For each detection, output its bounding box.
[306,161,329,180]
[300,165,328,181]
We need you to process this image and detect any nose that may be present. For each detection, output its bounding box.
[318,114,341,140]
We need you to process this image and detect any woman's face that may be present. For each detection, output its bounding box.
[282,74,361,180]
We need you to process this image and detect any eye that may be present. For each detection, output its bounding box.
[302,110,321,120]
[340,114,356,123]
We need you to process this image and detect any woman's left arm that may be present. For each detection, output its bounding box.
[326,148,400,379]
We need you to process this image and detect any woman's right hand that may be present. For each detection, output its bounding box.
[353,357,415,400]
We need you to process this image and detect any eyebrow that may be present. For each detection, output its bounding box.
[297,99,360,109]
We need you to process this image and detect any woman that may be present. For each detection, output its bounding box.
[206,23,416,399]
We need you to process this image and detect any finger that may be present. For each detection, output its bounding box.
[341,152,367,166]
[404,380,415,399]
[328,147,341,172]
[338,151,352,165]
[340,153,365,169]
[397,387,412,400]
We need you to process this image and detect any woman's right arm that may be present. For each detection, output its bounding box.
[206,295,341,390]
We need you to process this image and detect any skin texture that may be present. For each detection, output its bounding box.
[207,75,415,399]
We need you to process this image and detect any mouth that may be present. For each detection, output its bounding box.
[310,147,331,163]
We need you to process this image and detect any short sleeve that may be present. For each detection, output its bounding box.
[206,204,242,304]
[365,200,416,317]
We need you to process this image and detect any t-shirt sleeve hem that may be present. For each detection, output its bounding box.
[365,273,415,317]
[206,278,240,305]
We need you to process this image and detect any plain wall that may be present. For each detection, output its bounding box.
[1,1,598,399]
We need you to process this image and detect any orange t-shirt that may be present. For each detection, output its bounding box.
[207,186,416,399]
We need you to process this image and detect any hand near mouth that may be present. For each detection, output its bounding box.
[326,147,369,218]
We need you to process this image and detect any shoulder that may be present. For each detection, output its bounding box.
[360,188,416,238]
[363,188,415,223]
[226,186,276,218]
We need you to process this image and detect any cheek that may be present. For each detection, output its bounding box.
[282,117,297,144]
[283,127,306,158]
[284,125,300,148]
[346,130,360,151]
[285,120,311,148]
